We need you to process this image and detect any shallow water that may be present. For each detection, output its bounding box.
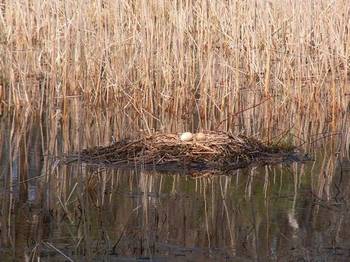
[0,109,349,261]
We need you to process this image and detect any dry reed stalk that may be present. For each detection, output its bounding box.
[0,0,349,151]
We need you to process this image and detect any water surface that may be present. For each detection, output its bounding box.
[0,110,349,261]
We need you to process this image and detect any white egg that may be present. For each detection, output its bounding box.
[180,132,193,141]
[195,132,206,141]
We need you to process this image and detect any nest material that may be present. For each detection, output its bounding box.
[67,131,302,170]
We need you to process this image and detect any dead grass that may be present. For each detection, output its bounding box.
[0,0,349,151]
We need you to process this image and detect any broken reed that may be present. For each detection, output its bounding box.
[0,0,349,143]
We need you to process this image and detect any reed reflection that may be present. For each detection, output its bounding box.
[0,106,349,260]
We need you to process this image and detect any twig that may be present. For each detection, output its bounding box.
[43,241,74,262]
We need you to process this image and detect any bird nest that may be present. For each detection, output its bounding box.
[65,131,306,171]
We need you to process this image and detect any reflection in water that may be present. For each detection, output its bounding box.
[0,108,349,261]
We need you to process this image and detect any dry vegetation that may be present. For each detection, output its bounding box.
[1,2,350,258]
[67,131,303,170]
[0,0,349,148]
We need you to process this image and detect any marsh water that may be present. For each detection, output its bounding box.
[0,106,350,261]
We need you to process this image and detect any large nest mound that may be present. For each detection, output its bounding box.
[66,131,305,170]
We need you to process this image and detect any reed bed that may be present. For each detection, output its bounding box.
[0,0,349,168]
[0,0,349,155]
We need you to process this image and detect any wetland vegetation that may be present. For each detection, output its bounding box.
[0,0,349,261]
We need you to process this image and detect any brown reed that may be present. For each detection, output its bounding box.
[0,1,349,109]
[0,1,349,155]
